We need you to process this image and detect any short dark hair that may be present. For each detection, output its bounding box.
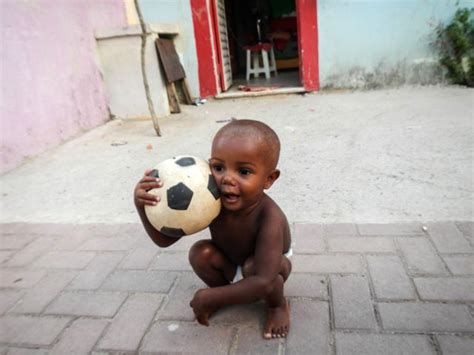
[214,119,280,170]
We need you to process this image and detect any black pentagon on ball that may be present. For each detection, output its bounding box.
[175,157,196,167]
[160,226,186,238]
[167,182,194,210]
[207,174,220,200]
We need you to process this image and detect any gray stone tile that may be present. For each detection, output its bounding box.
[45,291,127,317]
[335,333,434,355]
[234,324,281,354]
[33,251,96,269]
[397,238,448,275]
[0,269,46,288]
[378,303,474,332]
[425,222,473,253]
[118,246,158,269]
[0,290,24,315]
[5,238,55,267]
[52,318,108,354]
[285,300,330,354]
[98,293,164,352]
[0,235,35,250]
[140,322,234,353]
[0,315,71,346]
[285,273,328,299]
[328,237,396,253]
[323,223,358,237]
[293,223,325,253]
[414,277,474,302]
[358,223,423,236]
[367,255,416,300]
[11,271,75,314]
[443,255,474,275]
[455,221,473,237]
[158,272,206,321]
[331,275,377,329]
[68,252,124,290]
[0,251,14,263]
[101,270,176,293]
[79,236,136,251]
[437,335,474,355]
[293,254,363,273]
[149,251,193,271]
[213,302,265,325]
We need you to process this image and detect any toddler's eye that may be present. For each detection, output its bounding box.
[239,168,252,176]
[212,164,223,172]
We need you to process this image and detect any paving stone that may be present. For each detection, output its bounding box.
[0,269,46,288]
[5,238,55,267]
[118,246,158,269]
[0,235,35,250]
[414,277,474,302]
[323,223,358,237]
[331,275,377,329]
[11,271,76,314]
[443,255,474,275]
[33,251,96,269]
[367,255,416,300]
[425,222,473,253]
[213,302,265,325]
[293,254,363,273]
[437,335,474,355]
[358,223,423,236]
[159,272,206,321]
[52,318,108,354]
[79,236,137,251]
[68,253,124,290]
[328,237,396,253]
[0,290,24,314]
[140,321,235,353]
[292,223,325,253]
[149,251,193,271]
[455,221,474,237]
[45,291,127,317]
[397,238,448,275]
[335,333,434,355]
[98,293,164,352]
[285,273,328,299]
[49,234,89,251]
[285,300,330,354]
[233,324,281,354]
[378,303,474,332]
[101,270,176,293]
[0,315,71,346]
[0,251,14,263]
[4,348,49,354]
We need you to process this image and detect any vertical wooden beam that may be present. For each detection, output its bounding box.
[296,0,320,91]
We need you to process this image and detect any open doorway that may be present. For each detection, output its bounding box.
[216,0,302,95]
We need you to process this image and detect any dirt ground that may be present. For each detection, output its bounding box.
[0,86,472,224]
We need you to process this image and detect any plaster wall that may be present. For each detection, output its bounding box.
[318,0,473,89]
[0,0,127,174]
[139,0,199,97]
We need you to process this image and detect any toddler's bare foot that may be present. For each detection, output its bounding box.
[190,289,218,326]
[263,299,290,339]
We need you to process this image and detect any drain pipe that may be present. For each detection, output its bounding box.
[134,0,162,136]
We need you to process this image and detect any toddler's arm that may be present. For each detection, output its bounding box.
[134,169,180,247]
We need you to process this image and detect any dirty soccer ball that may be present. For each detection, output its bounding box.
[144,156,221,238]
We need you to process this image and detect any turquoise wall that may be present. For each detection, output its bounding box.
[139,0,199,96]
[318,0,474,88]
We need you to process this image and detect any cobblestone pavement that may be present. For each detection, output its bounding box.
[0,221,473,354]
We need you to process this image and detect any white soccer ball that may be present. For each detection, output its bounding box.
[144,156,221,237]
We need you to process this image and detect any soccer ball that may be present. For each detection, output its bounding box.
[144,155,221,237]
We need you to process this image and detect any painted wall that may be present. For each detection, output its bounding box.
[1,0,127,174]
[318,0,473,89]
[139,0,200,97]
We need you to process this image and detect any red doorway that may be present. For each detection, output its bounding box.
[191,0,319,97]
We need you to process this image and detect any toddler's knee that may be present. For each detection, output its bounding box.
[188,240,215,267]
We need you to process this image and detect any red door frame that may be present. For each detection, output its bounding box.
[191,0,319,97]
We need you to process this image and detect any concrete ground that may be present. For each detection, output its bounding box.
[0,86,473,353]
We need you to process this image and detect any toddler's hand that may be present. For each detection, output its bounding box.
[134,169,163,208]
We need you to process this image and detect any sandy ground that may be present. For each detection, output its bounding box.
[1,86,472,224]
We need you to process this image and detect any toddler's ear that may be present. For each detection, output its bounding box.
[264,169,280,189]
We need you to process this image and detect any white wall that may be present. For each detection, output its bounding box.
[318,0,473,88]
[139,0,199,97]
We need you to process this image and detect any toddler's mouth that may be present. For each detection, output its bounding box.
[222,193,240,204]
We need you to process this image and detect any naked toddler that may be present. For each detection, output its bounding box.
[134,119,292,339]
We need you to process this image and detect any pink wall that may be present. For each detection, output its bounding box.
[0,0,127,174]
